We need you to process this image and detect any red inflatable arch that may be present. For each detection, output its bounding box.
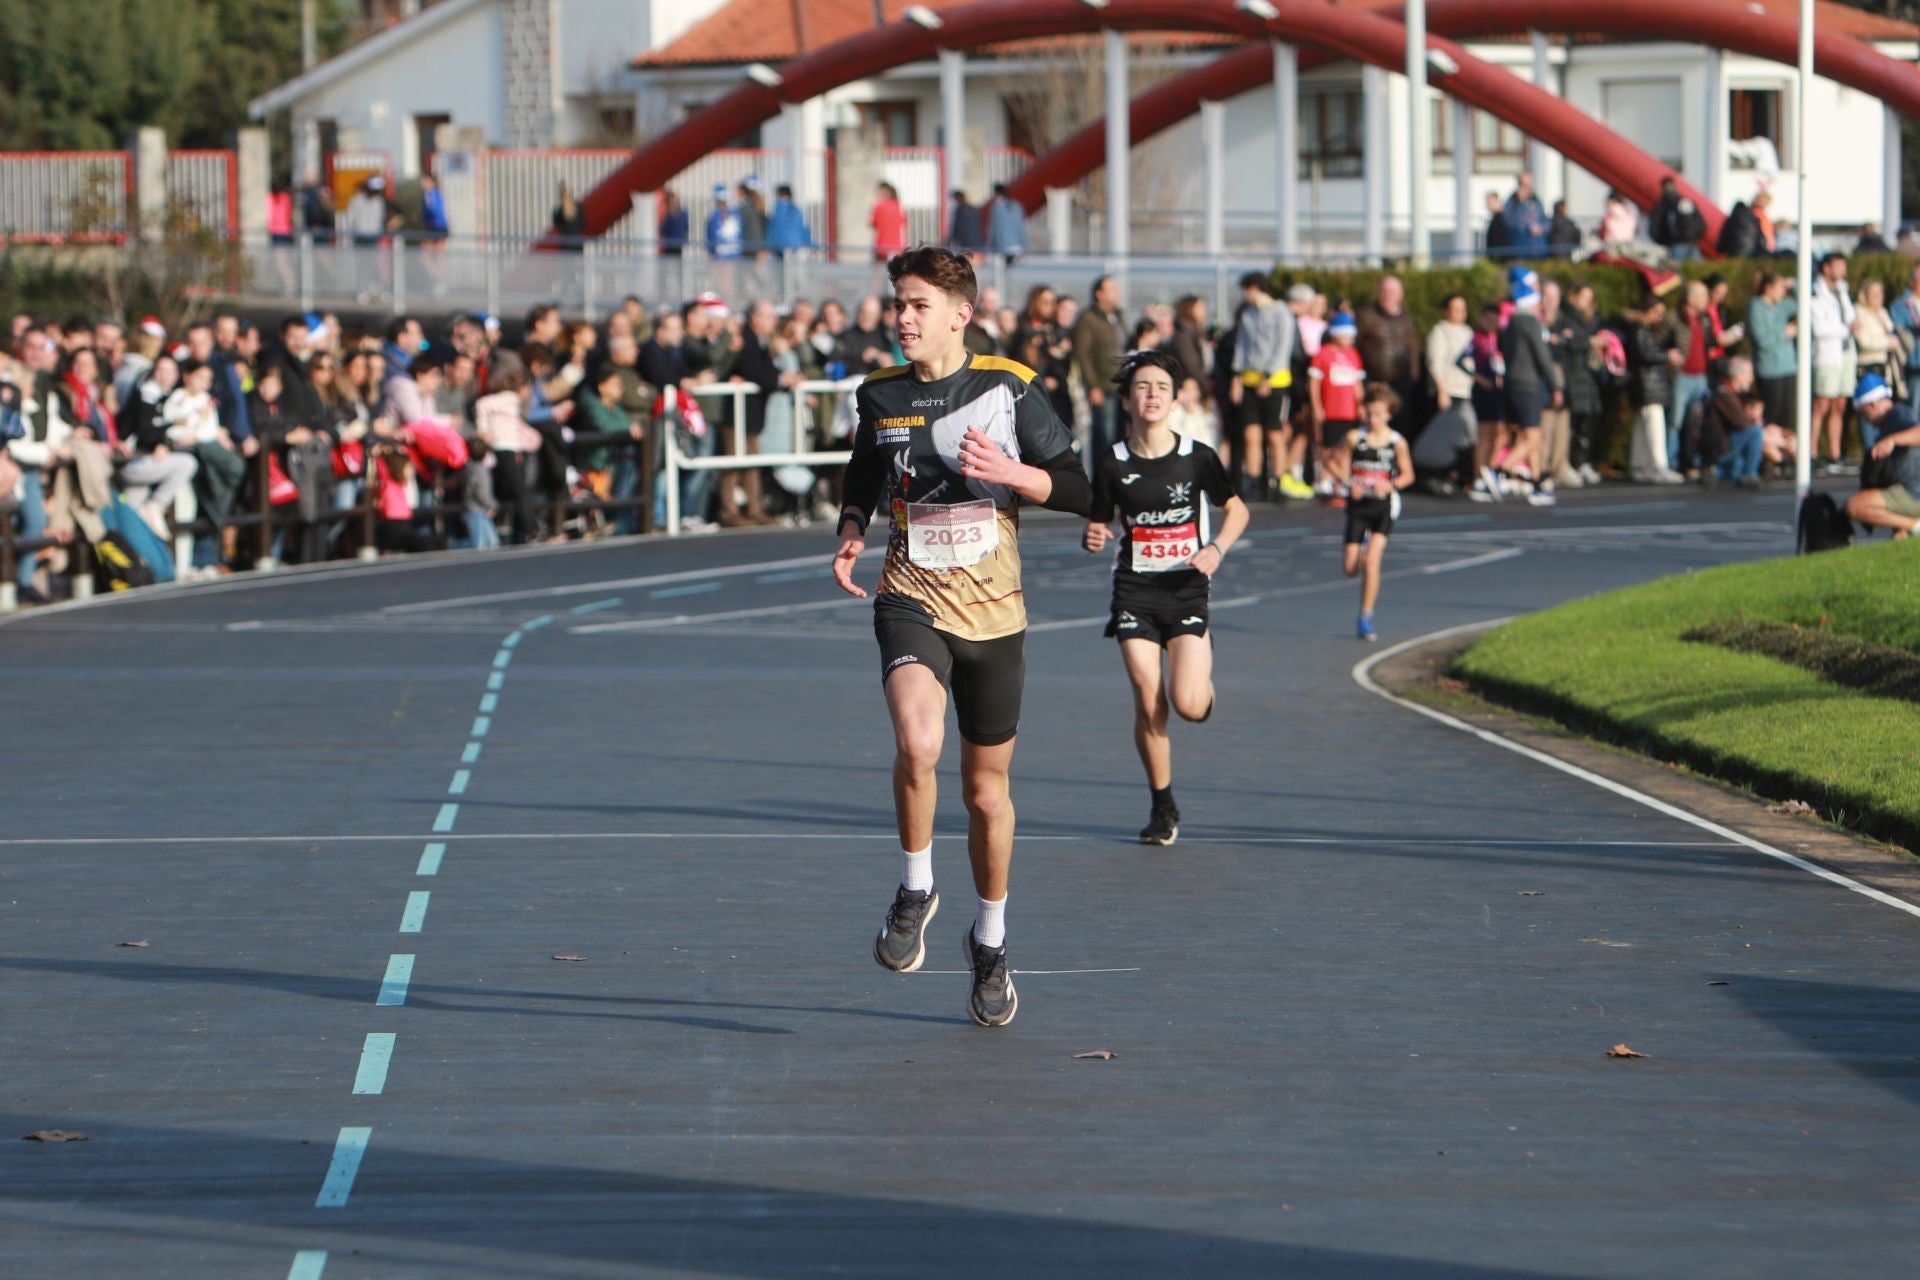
[565,0,1726,251]
[1011,0,1920,242]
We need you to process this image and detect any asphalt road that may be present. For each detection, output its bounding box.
[3,483,1916,1279]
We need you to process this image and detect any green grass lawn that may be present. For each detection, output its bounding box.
[1453,539,1920,850]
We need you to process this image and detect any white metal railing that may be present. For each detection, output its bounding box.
[0,151,129,241]
[663,380,859,535]
[167,150,237,238]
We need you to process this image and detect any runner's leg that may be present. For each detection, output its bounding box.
[1362,533,1389,614]
[959,738,1016,904]
[1164,632,1214,723]
[884,663,947,853]
[1121,638,1171,789]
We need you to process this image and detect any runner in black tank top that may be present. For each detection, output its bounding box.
[1083,350,1249,845]
[1329,383,1415,642]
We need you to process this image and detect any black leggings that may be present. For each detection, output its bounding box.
[875,614,1026,746]
[1757,375,1794,431]
[491,450,539,544]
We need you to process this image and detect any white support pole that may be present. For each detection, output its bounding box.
[1704,47,1725,209]
[1105,30,1129,259]
[939,49,966,203]
[1274,41,1299,260]
[1362,64,1385,262]
[1529,31,1551,192]
[1046,187,1073,254]
[1407,0,1430,265]
[784,101,808,209]
[1202,99,1225,259]
[1452,97,1474,262]
[1885,102,1903,243]
[1793,0,1814,515]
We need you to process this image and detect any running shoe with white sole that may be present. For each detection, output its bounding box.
[873,885,939,972]
[1478,465,1506,500]
[1139,804,1180,846]
[1357,613,1378,642]
[963,928,1018,1027]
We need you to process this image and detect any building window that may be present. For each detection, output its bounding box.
[1730,87,1786,170]
[414,114,450,175]
[857,100,919,147]
[1299,85,1363,178]
[1428,101,1527,176]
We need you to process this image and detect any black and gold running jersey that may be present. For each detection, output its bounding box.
[841,353,1088,641]
[1089,435,1237,611]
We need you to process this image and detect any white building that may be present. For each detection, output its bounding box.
[252,0,1919,254]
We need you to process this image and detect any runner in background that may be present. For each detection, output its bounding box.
[1084,350,1248,845]
[1329,384,1416,642]
[1308,312,1366,504]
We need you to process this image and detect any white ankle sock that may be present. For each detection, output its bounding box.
[974,895,1007,948]
[901,844,933,893]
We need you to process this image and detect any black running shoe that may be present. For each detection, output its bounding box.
[963,928,1018,1027]
[1139,804,1180,846]
[873,885,938,972]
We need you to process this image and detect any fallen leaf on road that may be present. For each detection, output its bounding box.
[1581,937,1632,947]
[1707,980,1732,986]
[551,954,587,962]
[1072,1049,1116,1061]
[117,940,149,948]
[1516,891,1546,897]
[1606,1044,1646,1059]
[22,1130,88,1142]
[1765,800,1815,816]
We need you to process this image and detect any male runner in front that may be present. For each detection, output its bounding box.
[1083,350,1249,845]
[831,246,1091,1027]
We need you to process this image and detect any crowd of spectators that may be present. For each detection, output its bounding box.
[8,227,1917,604]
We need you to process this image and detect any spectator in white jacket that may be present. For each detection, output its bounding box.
[1809,253,1857,471]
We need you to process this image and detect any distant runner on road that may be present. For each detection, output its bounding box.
[1083,349,1248,846]
[832,246,1092,1027]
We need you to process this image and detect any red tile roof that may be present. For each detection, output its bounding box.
[636,0,1917,70]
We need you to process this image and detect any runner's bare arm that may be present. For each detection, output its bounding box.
[1393,437,1417,490]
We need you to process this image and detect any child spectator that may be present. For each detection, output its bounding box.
[455,437,500,550]
[1308,311,1366,502]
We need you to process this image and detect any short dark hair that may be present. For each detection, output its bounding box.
[887,245,978,306]
[1363,382,1401,414]
[383,317,417,344]
[1818,251,1847,272]
[520,341,555,369]
[1239,271,1271,293]
[1439,292,1466,311]
[280,314,308,337]
[1112,347,1185,393]
[1091,274,1114,302]
[525,304,558,332]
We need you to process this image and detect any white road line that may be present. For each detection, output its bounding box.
[0,832,1740,849]
[570,595,862,635]
[1352,620,1920,922]
[1029,548,1525,635]
[382,548,880,615]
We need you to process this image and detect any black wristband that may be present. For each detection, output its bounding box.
[838,510,868,537]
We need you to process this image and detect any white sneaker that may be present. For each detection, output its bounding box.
[1478,465,1506,500]
[1468,481,1494,504]
[1527,488,1558,506]
[1553,469,1583,490]
[1579,464,1603,486]
[1653,468,1686,485]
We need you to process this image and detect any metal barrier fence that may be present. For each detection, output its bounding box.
[0,151,131,242]
[665,380,858,535]
[166,150,238,239]
[257,233,1282,323]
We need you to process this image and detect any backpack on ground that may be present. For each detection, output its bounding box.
[97,493,176,583]
[1796,491,1854,553]
[93,530,156,592]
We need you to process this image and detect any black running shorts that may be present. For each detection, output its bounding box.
[875,615,1026,746]
[1105,603,1210,646]
[1343,496,1396,544]
[1238,389,1289,435]
[1322,416,1360,449]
